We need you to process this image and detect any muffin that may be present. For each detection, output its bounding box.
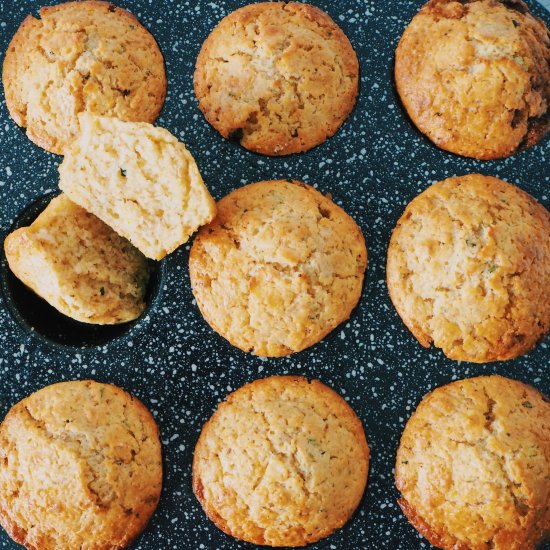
[59,114,216,260]
[194,2,359,155]
[2,0,166,155]
[395,0,550,159]
[189,180,367,356]
[387,174,550,362]
[0,380,163,549]
[4,194,149,324]
[396,375,550,550]
[193,376,370,546]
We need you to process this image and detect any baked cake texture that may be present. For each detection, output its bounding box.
[396,375,550,550]
[4,194,149,324]
[387,174,550,362]
[189,180,367,356]
[2,0,166,155]
[395,0,550,159]
[194,2,359,155]
[193,376,370,546]
[59,114,216,260]
[0,380,163,549]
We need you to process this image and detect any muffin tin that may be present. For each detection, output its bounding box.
[0,0,548,549]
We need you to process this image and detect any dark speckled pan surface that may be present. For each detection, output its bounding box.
[0,1,549,549]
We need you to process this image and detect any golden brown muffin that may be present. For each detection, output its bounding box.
[59,114,216,260]
[193,376,370,547]
[189,180,367,356]
[2,1,166,155]
[395,0,550,160]
[395,375,550,550]
[4,194,149,324]
[194,2,359,155]
[387,174,550,363]
[0,380,163,550]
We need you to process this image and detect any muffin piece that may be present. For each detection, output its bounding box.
[395,0,550,159]
[396,375,550,550]
[193,376,370,547]
[59,114,216,260]
[189,180,367,356]
[194,2,359,155]
[387,174,550,362]
[4,194,149,324]
[2,1,166,155]
[0,380,162,550]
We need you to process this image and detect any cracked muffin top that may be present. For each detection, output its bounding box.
[193,2,359,156]
[192,375,370,546]
[0,380,162,550]
[395,375,550,550]
[395,0,550,160]
[387,174,550,363]
[2,1,166,155]
[189,180,367,357]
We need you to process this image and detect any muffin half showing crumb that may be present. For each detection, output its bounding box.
[396,375,550,550]
[0,380,163,550]
[4,194,150,324]
[193,375,370,546]
[59,114,216,260]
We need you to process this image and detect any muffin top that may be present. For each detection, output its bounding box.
[189,180,367,356]
[395,0,550,159]
[194,2,359,155]
[2,1,166,154]
[0,380,162,550]
[387,174,550,362]
[193,376,370,546]
[396,375,550,550]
